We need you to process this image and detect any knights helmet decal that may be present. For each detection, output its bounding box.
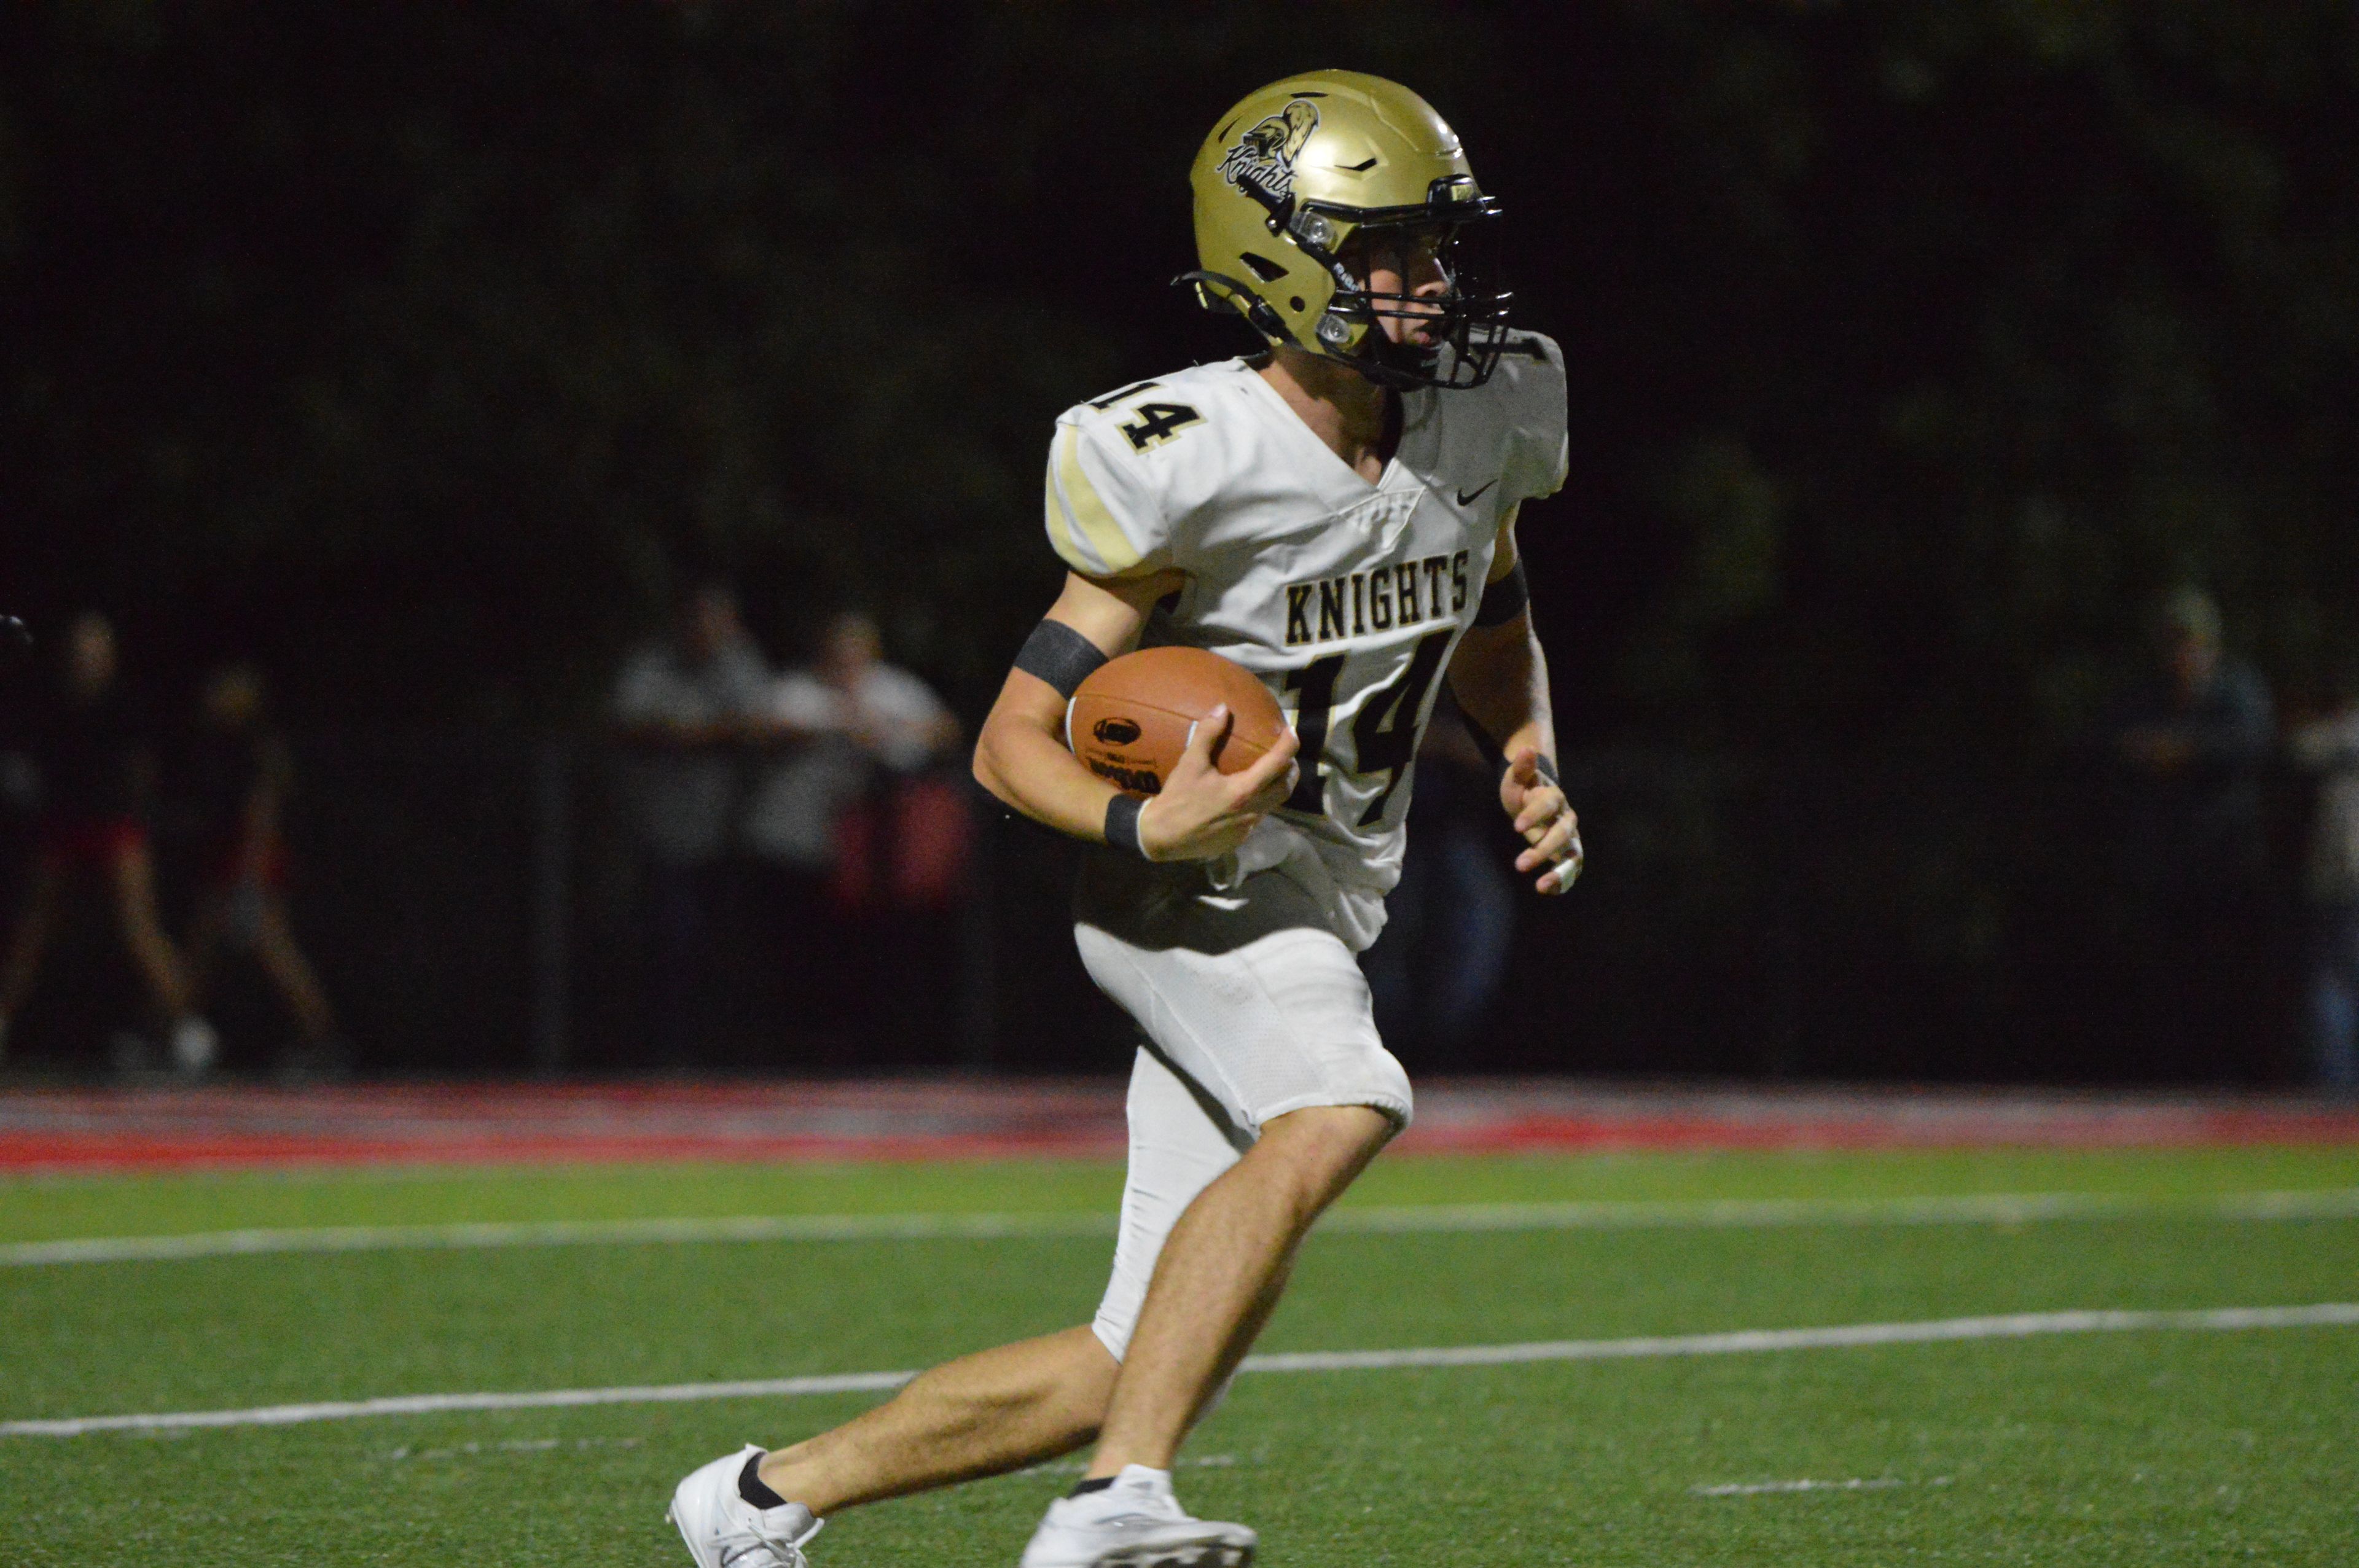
[1217,99,1320,207]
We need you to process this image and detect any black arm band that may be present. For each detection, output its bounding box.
[1103,792,1146,857]
[1472,560,1530,627]
[1535,754,1560,788]
[1014,618,1109,700]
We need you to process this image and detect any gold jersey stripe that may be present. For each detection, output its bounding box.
[1043,478,1105,575]
[1043,479,1085,574]
[1054,424,1143,575]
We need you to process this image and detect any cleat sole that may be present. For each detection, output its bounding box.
[1096,1546,1253,1568]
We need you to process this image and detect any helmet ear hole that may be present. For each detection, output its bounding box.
[1289,297,1305,312]
[1239,251,1289,283]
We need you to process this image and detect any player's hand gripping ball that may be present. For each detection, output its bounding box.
[1066,647,1287,798]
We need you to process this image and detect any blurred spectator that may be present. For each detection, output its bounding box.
[178,662,347,1078]
[2290,669,2359,1093]
[611,582,772,1064]
[743,611,961,880]
[1361,700,1518,1063]
[742,611,966,1053]
[0,613,216,1074]
[2092,587,2277,1075]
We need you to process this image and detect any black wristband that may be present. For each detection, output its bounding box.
[1014,618,1109,700]
[1473,560,1530,627]
[1103,793,1146,857]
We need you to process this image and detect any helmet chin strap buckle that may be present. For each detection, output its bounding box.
[1175,270,1293,345]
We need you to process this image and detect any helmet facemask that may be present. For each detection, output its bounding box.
[1293,189,1511,391]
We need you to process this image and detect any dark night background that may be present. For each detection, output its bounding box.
[4,1,2357,1082]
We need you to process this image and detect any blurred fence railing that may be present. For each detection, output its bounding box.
[0,731,2320,1084]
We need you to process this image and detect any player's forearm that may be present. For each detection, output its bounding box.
[974,686,1127,846]
[1449,615,1558,765]
[976,572,1174,846]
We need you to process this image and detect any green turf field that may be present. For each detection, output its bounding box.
[5,1145,2357,1565]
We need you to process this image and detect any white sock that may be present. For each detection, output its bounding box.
[1112,1464,1173,1494]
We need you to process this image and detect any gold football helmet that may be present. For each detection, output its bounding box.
[1184,70,1510,390]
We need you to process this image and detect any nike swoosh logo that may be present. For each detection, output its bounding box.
[1455,480,1497,507]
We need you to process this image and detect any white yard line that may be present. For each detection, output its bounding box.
[0,1370,919,1438]
[0,1210,1118,1266]
[1236,1303,2359,1372]
[382,1435,644,1463]
[1694,1475,1938,1497]
[6,1186,2357,1268]
[6,1303,2354,1439]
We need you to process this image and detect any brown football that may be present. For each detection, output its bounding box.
[1068,646,1288,798]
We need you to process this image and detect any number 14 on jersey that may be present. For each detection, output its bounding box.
[1283,629,1454,827]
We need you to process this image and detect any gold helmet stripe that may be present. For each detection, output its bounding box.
[1049,424,1143,575]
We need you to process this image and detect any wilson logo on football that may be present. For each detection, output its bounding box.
[1218,99,1318,206]
[1092,717,1144,746]
[1087,759,1163,795]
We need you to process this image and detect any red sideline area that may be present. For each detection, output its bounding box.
[1,1079,2356,1172]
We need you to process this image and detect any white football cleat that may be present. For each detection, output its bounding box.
[667,1445,823,1568]
[1019,1464,1256,1568]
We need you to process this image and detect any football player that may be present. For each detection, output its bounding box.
[668,70,1578,1568]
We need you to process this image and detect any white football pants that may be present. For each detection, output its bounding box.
[1073,851,1413,1360]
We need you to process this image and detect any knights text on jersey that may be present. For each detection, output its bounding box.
[1044,334,1568,894]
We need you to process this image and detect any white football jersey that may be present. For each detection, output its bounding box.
[1045,335,1568,902]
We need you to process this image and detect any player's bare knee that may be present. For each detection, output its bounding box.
[1255,1104,1395,1202]
[1264,1102,1395,1152]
